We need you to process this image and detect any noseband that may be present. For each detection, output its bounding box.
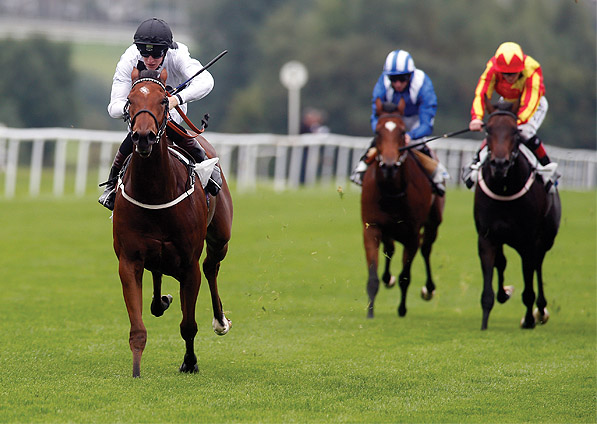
[124,78,169,144]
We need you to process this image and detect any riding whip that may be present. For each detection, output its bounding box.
[399,128,471,151]
[169,50,228,95]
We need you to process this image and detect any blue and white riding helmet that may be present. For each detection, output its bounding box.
[383,49,415,76]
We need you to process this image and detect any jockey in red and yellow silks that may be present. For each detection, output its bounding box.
[463,42,554,189]
[470,45,545,126]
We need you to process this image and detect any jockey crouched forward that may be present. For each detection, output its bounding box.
[99,17,222,210]
[350,49,449,196]
[463,42,554,188]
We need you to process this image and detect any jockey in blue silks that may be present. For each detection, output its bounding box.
[351,49,448,195]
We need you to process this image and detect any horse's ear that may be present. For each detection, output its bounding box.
[484,94,496,114]
[159,68,168,84]
[375,98,383,116]
[510,99,520,115]
[131,67,139,82]
[397,97,406,116]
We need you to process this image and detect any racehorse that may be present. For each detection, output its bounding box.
[361,98,444,318]
[112,68,233,377]
[474,101,560,330]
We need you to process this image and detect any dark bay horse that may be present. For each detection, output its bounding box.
[474,103,560,330]
[361,99,444,318]
[112,68,233,377]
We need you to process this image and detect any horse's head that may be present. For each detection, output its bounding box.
[127,68,169,158]
[373,98,407,180]
[485,100,521,179]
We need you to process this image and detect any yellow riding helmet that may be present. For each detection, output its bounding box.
[493,42,525,73]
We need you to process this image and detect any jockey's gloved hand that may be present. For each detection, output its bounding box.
[168,96,180,111]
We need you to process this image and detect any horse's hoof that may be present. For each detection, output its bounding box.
[384,276,396,288]
[213,314,231,335]
[162,294,173,308]
[533,307,549,325]
[504,286,514,298]
[179,362,198,373]
[520,316,536,329]
[497,286,514,303]
[420,286,435,301]
[398,305,407,317]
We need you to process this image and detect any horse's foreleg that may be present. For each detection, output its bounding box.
[520,257,536,329]
[150,271,173,317]
[203,240,231,335]
[119,258,146,378]
[397,239,417,317]
[364,225,382,319]
[382,240,396,288]
[495,247,513,304]
[420,222,439,301]
[478,237,497,330]
[179,264,200,373]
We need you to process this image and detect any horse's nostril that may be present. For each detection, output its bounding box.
[147,132,157,143]
[131,132,140,142]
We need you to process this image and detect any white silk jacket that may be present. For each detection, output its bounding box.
[107,42,214,124]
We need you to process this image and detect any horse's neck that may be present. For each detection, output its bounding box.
[129,143,177,199]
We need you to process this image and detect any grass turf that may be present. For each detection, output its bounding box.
[0,187,594,423]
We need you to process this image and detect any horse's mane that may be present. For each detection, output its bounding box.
[137,69,161,81]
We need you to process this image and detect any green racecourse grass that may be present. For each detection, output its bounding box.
[0,187,594,423]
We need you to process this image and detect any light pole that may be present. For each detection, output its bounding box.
[279,61,308,135]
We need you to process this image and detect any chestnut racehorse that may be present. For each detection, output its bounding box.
[112,68,233,377]
[361,99,444,318]
[474,102,560,330]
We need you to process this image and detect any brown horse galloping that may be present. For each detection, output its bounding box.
[112,68,233,377]
[361,99,444,318]
[474,102,560,330]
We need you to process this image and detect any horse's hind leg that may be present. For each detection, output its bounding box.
[420,221,439,301]
[495,247,513,304]
[397,239,417,317]
[203,237,231,335]
[179,264,201,373]
[204,199,233,335]
[150,271,173,317]
[382,240,396,288]
[533,252,549,325]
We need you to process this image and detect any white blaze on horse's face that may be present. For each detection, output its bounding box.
[384,121,397,132]
[139,86,150,96]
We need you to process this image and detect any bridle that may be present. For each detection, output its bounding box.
[485,109,521,175]
[124,78,169,145]
[374,114,409,170]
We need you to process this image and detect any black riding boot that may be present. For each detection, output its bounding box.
[166,124,222,196]
[98,136,131,210]
[524,135,551,166]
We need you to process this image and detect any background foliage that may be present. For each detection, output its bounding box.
[0,0,594,149]
[194,0,596,148]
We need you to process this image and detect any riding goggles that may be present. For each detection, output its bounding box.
[389,74,411,83]
[137,44,167,59]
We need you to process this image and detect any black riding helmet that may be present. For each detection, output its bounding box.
[134,17,177,50]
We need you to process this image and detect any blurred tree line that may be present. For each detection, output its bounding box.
[0,0,594,150]
[191,0,595,149]
[0,37,78,128]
